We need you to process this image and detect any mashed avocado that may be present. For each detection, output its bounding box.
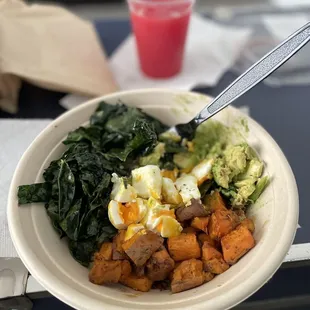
[162,119,268,207]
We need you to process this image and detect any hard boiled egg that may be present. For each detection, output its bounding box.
[108,198,147,230]
[132,165,162,200]
[162,177,182,205]
[110,173,137,203]
[156,216,183,238]
[190,159,214,185]
[124,223,145,241]
[175,174,201,206]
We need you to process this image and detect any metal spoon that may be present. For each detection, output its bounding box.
[173,22,310,139]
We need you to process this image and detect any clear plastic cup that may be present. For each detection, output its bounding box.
[127,0,195,78]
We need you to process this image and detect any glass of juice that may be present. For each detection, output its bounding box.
[127,0,195,78]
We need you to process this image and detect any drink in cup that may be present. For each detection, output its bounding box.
[128,0,195,78]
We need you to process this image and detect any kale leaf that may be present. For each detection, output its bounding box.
[17,101,168,267]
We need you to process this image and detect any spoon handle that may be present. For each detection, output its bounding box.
[195,22,310,124]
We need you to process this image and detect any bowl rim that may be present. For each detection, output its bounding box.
[7,89,299,310]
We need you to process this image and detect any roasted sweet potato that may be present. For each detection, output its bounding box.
[99,242,113,260]
[122,229,164,266]
[182,226,199,234]
[146,247,175,281]
[191,217,210,233]
[202,243,229,274]
[168,233,201,261]
[89,260,122,285]
[120,260,132,281]
[133,265,145,277]
[171,259,204,293]
[176,199,209,222]
[203,191,227,213]
[208,210,239,240]
[203,271,215,283]
[112,230,127,260]
[120,274,153,292]
[197,233,216,248]
[238,218,255,233]
[221,225,255,265]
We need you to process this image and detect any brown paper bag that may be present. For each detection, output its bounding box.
[0,0,118,113]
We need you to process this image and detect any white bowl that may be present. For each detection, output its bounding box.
[8,89,298,310]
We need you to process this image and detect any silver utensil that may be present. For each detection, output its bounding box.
[173,22,310,139]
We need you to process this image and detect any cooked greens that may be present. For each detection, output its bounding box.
[17,102,168,266]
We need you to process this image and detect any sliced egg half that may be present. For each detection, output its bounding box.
[175,174,201,206]
[108,198,147,230]
[124,223,145,241]
[110,173,137,203]
[190,159,213,185]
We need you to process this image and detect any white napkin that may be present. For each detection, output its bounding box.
[109,14,251,90]
[0,119,51,257]
[0,0,118,114]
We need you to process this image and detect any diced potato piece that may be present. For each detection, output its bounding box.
[208,210,239,241]
[176,199,209,222]
[120,274,153,292]
[197,233,216,248]
[171,259,204,293]
[203,271,215,283]
[202,243,229,274]
[191,217,210,233]
[161,169,179,182]
[238,218,255,233]
[168,233,201,261]
[99,242,113,260]
[162,177,182,205]
[146,247,175,281]
[122,229,164,266]
[89,260,122,285]
[203,191,227,212]
[221,225,255,265]
[133,265,145,277]
[112,230,127,260]
[120,260,132,281]
[182,227,199,234]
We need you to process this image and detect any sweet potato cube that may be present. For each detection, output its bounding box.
[202,243,229,274]
[120,260,132,281]
[191,217,210,233]
[133,265,145,277]
[197,233,216,248]
[120,274,153,292]
[238,218,255,233]
[171,259,204,293]
[176,199,209,222]
[203,191,227,212]
[99,242,113,260]
[208,210,239,240]
[146,247,175,281]
[203,271,215,283]
[122,229,164,266]
[112,230,127,260]
[221,225,255,265]
[89,260,122,285]
[168,233,201,261]
[182,226,199,234]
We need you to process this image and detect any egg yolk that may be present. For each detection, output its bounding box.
[119,201,140,225]
[161,169,179,182]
